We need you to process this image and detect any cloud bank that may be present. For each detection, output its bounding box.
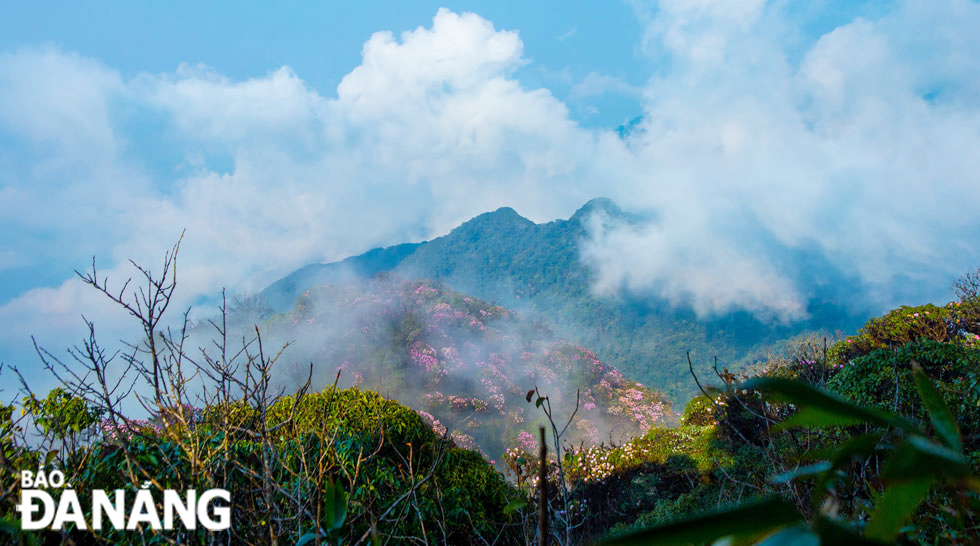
[1,2,979,380]
[580,0,980,321]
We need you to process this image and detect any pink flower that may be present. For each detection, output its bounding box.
[516,431,537,451]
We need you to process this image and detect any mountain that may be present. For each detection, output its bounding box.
[261,241,423,311]
[261,198,868,401]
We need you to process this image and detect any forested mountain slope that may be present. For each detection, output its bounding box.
[262,199,867,402]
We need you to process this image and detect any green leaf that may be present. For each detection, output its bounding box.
[323,479,347,531]
[0,517,17,534]
[755,525,819,546]
[882,435,971,480]
[0,516,40,546]
[503,499,528,515]
[777,408,869,430]
[99,449,119,465]
[597,497,801,546]
[813,517,882,545]
[813,433,885,466]
[810,433,885,506]
[864,478,933,542]
[535,398,544,408]
[744,378,907,431]
[912,364,962,452]
[769,462,831,485]
[296,532,319,546]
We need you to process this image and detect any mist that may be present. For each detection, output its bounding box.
[211,277,670,461]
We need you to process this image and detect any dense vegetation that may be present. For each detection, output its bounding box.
[3,237,980,544]
[2,386,526,544]
[561,276,980,543]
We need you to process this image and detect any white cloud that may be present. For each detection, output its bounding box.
[569,72,642,100]
[2,1,980,382]
[580,0,980,318]
[0,47,122,161]
[581,210,807,322]
[140,64,328,147]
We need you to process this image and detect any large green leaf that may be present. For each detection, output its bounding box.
[296,533,319,546]
[813,517,883,545]
[743,378,909,431]
[323,479,348,532]
[777,407,868,429]
[882,435,971,480]
[597,497,801,546]
[755,525,819,546]
[810,433,885,507]
[808,432,885,465]
[864,478,934,542]
[912,364,962,452]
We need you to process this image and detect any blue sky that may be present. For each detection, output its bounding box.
[1,0,980,387]
[0,1,648,129]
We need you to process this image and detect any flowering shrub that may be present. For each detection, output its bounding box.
[273,277,672,461]
[679,395,718,427]
[99,418,160,441]
[827,303,975,366]
[827,339,980,435]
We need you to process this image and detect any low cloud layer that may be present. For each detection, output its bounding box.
[2,2,980,383]
[581,0,980,321]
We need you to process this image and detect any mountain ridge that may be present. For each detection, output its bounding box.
[261,198,867,401]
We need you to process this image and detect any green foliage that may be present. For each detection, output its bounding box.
[558,404,735,538]
[862,304,957,346]
[22,388,102,438]
[2,387,525,544]
[679,395,718,427]
[619,489,709,532]
[827,303,977,365]
[603,367,980,545]
[591,293,980,544]
[826,340,980,438]
[603,497,803,546]
[267,387,437,449]
[10,238,980,544]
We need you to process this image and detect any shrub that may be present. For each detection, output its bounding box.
[680,395,717,427]
[827,339,980,445]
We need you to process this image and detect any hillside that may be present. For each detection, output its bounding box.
[261,198,868,402]
[261,277,670,461]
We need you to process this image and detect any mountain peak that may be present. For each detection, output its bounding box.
[571,197,623,223]
[454,206,534,233]
[490,206,523,218]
